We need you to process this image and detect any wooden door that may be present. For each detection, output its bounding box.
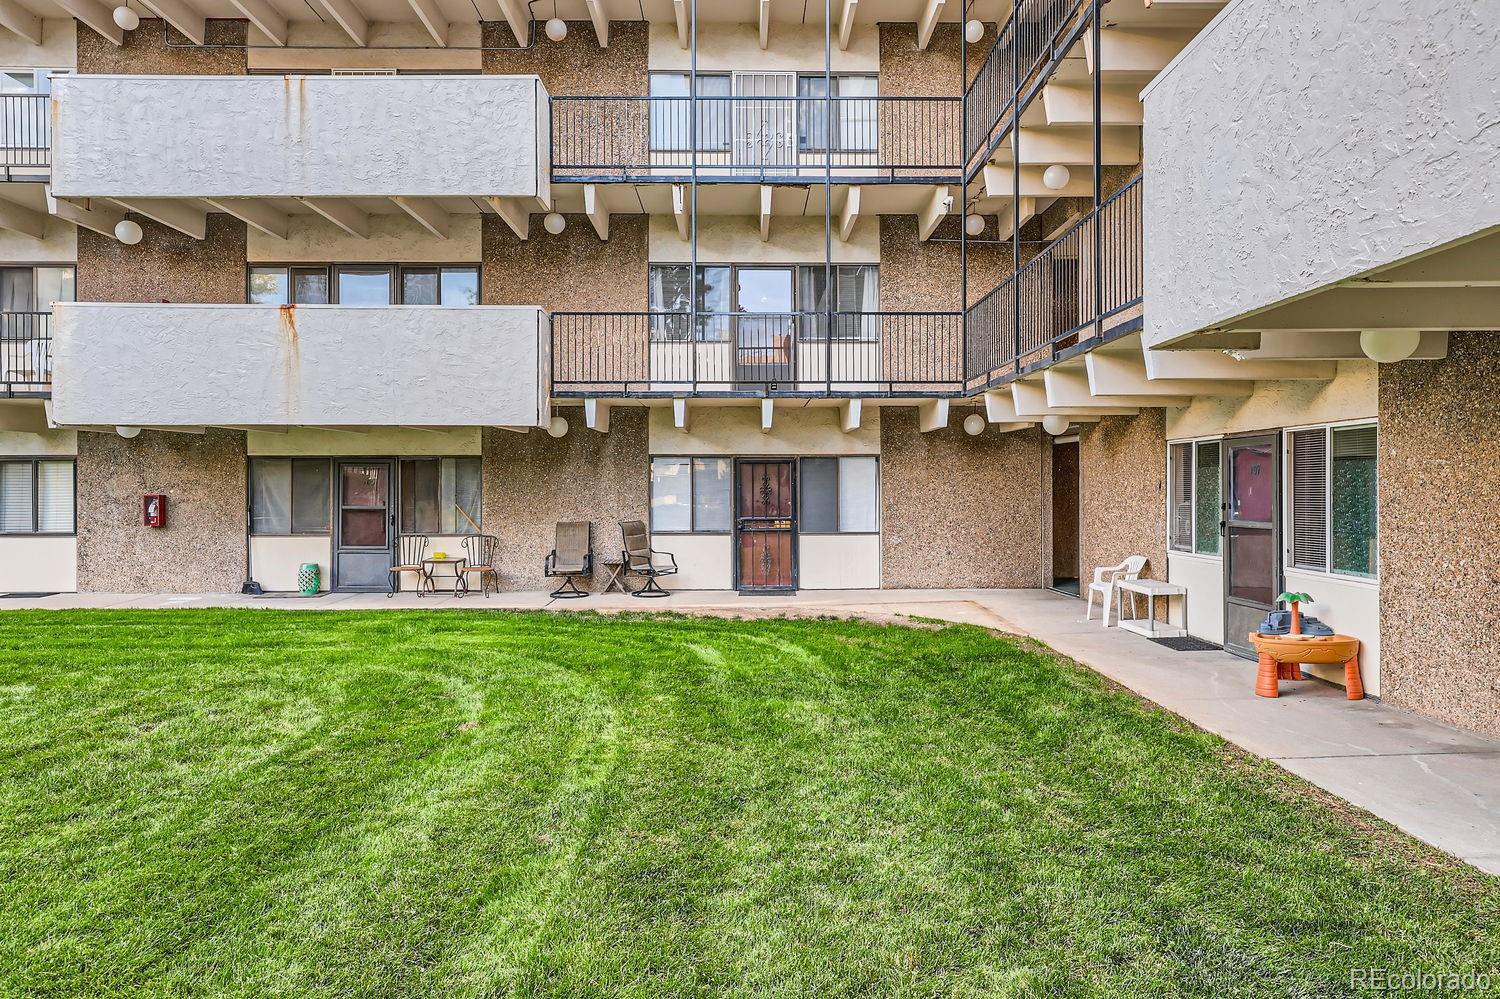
[735,459,796,591]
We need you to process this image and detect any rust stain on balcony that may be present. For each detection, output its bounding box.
[278,304,301,416]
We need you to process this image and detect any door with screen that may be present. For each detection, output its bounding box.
[734,267,796,387]
[732,71,796,175]
[334,460,394,591]
[735,459,796,592]
[1221,433,1280,658]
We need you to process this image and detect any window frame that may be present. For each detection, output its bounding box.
[0,264,76,333]
[245,264,481,305]
[397,456,484,536]
[1166,436,1223,558]
[796,455,880,535]
[247,457,333,537]
[1284,419,1380,582]
[648,455,734,535]
[0,456,76,536]
[795,73,880,153]
[647,72,732,153]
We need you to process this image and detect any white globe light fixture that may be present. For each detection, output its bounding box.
[544,17,567,41]
[547,415,569,438]
[112,4,139,29]
[1041,415,1071,436]
[964,19,984,43]
[962,413,986,436]
[114,425,142,439]
[1042,164,1071,191]
[542,212,566,235]
[964,213,985,237]
[1359,328,1421,363]
[113,219,143,245]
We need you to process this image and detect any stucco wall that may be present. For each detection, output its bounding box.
[52,74,548,200]
[650,22,878,73]
[1141,0,1500,346]
[1078,410,1167,586]
[76,17,245,73]
[248,213,482,264]
[486,20,647,94]
[480,413,649,591]
[484,213,647,310]
[880,215,1009,311]
[880,407,1044,588]
[76,428,247,592]
[1378,334,1500,738]
[76,212,245,304]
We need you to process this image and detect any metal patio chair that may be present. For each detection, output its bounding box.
[619,519,677,598]
[459,534,500,598]
[544,521,594,598]
[389,534,430,596]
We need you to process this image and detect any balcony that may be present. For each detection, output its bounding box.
[0,94,50,181]
[550,311,963,397]
[965,177,1142,387]
[1,312,51,398]
[552,96,962,183]
[49,304,547,429]
[50,75,549,202]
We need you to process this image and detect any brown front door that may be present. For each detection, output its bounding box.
[736,458,796,592]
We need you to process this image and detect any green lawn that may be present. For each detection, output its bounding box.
[0,610,1495,998]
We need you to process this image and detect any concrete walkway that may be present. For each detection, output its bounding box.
[6,586,1498,875]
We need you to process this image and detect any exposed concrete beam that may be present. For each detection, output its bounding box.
[672,397,689,430]
[0,0,43,45]
[405,0,448,44]
[55,0,123,44]
[0,197,49,239]
[1242,330,1449,361]
[220,425,287,433]
[584,399,611,433]
[759,184,773,242]
[916,0,943,50]
[1142,349,1336,382]
[984,164,1095,199]
[203,198,288,239]
[989,422,1036,433]
[1043,367,1189,409]
[917,398,949,432]
[672,184,690,239]
[918,185,952,241]
[229,0,286,44]
[486,196,529,239]
[837,0,857,49]
[983,390,1025,424]
[48,195,124,237]
[1239,287,1500,333]
[136,0,206,44]
[584,0,608,45]
[139,425,207,435]
[1348,234,1500,288]
[1012,381,1137,417]
[113,198,207,240]
[1041,84,1143,126]
[307,426,371,435]
[1086,350,1253,397]
[672,0,688,48]
[299,198,368,238]
[760,398,774,433]
[314,0,368,45]
[0,401,48,433]
[1082,27,1195,76]
[993,196,1038,240]
[1013,126,1141,167]
[392,196,449,239]
[758,0,769,48]
[838,186,860,242]
[496,0,528,45]
[583,184,609,240]
[839,398,861,433]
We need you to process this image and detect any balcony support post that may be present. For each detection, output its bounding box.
[824,0,833,397]
[689,0,698,391]
[1091,0,1103,350]
[1010,27,1020,385]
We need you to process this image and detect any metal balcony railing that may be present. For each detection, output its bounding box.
[0,94,51,178]
[552,96,963,181]
[965,177,1142,386]
[1,312,52,396]
[551,311,964,396]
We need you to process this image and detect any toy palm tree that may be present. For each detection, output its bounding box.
[1278,591,1314,635]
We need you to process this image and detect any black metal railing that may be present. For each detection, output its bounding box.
[965,0,1089,168]
[965,177,1142,386]
[1,312,52,396]
[0,95,51,177]
[551,311,964,395]
[552,96,963,180]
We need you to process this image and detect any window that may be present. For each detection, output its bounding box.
[797,74,878,152]
[648,264,731,342]
[798,265,880,340]
[1290,424,1378,578]
[0,266,74,338]
[247,266,478,306]
[799,456,879,533]
[0,458,74,534]
[399,458,482,534]
[1168,440,1221,556]
[650,457,731,533]
[250,458,332,535]
[648,73,731,152]
[648,263,879,342]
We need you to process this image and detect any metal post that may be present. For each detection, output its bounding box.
[690,0,699,391]
[1010,19,1020,378]
[824,0,833,396]
[960,0,968,389]
[1091,0,1102,346]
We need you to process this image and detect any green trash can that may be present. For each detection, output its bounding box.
[298,563,320,596]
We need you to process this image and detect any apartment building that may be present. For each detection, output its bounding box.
[0,0,1494,736]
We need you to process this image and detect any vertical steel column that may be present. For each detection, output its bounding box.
[690,0,699,391]
[960,0,968,387]
[824,0,834,395]
[1091,0,1102,345]
[1010,19,1020,376]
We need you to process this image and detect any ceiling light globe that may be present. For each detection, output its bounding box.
[544,17,567,41]
[542,212,566,235]
[113,219,143,245]
[963,413,986,436]
[964,19,984,44]
[1042,164,1071,190]
[1359,328,1422,363]
[547,415,569,438]
[1042,415,1071,436]
[112,5,139,29]
[964,213,985,236]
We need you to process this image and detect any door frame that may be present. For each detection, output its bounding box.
[732,456,799,593]
[332,458,396,592]
[1221,430,1281,658]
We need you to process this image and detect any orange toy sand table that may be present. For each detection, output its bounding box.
[1249,633,1364,700]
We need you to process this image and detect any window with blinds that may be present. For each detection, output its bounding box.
[0,458,74,534]
[1290,429,1328,570]
[1289,424,1378,578]
[1168,442,1193,552]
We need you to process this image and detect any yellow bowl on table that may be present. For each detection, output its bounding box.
[433,551,447,560]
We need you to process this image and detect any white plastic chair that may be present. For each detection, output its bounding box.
[1085,556,1148,627]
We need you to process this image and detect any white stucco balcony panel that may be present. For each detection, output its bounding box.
[50,75,550,200]
[1140,0,1500,346]
[50,303,548,429]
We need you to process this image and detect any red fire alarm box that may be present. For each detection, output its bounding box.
[143,494,167,528]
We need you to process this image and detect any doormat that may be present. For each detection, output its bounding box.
[1150,636,1223,652]
[0,592,56,599]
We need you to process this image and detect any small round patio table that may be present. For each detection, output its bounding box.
[1249,633,1363,700]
